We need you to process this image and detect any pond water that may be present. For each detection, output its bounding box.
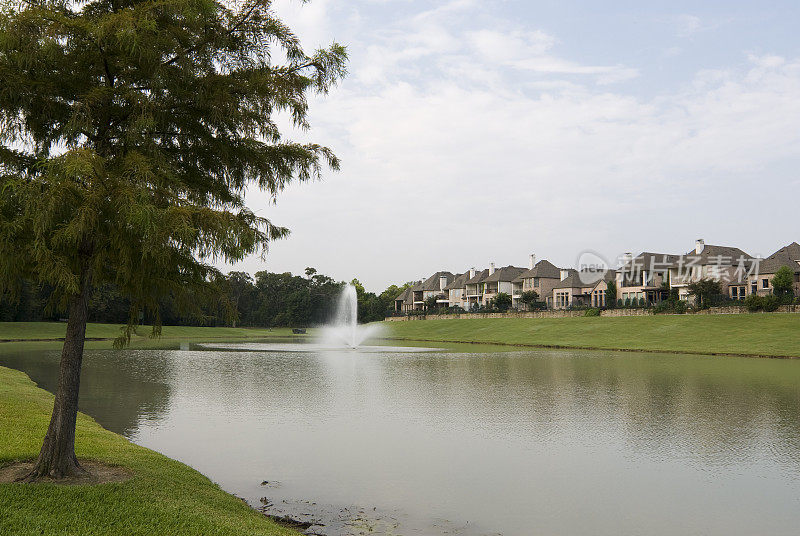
[2,342,800,535]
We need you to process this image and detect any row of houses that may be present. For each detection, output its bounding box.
[394,239,800,313]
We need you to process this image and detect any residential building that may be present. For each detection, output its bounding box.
[616,252,680,306]
[410,271,455,310]
[393,285,416,313]
[552,269,617,309]
[743,242,800,298]
[464,267,489,310]
[512,254,562,309]
[481,264,526,306]
[443,271,470,310]
[668,239,752,302]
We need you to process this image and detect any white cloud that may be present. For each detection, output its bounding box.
[676,14,701,37]
[230,4,800,291]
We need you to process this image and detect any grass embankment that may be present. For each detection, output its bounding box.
[384,314,800,358]
[0,322,302,344]
[0,366,297,536]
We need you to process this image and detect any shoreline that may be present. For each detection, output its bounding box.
[382,314,800,359]
[0,365,302,536]
[383,336,800,359]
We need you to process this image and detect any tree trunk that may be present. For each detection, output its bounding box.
[22,266,92,480]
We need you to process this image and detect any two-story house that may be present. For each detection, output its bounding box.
[512,255,562,309]
[616,252,680,305]
[443,271,471,310]
[745,242,800,298]
[481,264,526,306]
[668,239,752,302]
[464,267,489,310]
[552,269,617,309]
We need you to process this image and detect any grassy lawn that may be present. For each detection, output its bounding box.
[0,366,298,536]
[384,314,800,357]
[0,322,302,342]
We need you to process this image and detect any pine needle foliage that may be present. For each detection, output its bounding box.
[0,0,347,345]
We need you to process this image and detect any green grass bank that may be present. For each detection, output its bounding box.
[383,313,800,358]
[0,365,297,536]
[0,322,301,343]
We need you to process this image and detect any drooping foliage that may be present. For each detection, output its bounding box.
[0,0,348,344]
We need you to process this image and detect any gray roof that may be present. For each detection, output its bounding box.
[513,260,562,282]
[673,244,752,267]
[553,269,616,290]
[620,252,681,272]
[444,271,470,291]
[761,242,800,274]
[552,269,580,289]
[416,271,455,292]
[394,287,413,304]
[466,268,490,285]
[484,266,526,283]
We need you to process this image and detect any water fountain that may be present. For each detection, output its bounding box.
[321,284,383,348]
[200,283,434,353]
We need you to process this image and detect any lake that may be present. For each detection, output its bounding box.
[2,341,800,535]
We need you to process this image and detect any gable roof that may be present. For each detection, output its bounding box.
[761,242,800,274]
[417,271,455,292]
[444,271,470,291]
[675,244,752,266]
[552,269,580,289]
[553,269,616,290]
[513,260,562,282]
[394,286,413,304]
[466,268,490,285]
[620,252,681,272]
[484,265,526,283]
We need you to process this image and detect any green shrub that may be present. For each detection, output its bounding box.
[762,294,781,312]
[584,308,601,317]
[744,294,763,312]
[653,298,687,314]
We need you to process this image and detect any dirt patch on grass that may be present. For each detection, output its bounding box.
[0,460,133,485]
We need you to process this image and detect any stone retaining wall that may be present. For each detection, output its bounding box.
[385,304,799,321]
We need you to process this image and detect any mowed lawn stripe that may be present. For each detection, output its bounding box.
[384,314,800,357]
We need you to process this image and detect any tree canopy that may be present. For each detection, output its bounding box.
[772,266,795,298]
[0,0,347,342]
[0,0,346,479]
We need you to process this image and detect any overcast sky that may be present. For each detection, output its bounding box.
[225,0,800,292]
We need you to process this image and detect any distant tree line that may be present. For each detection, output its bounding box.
[0,268,407,327]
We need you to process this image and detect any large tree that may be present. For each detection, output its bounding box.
[0,0,346,480]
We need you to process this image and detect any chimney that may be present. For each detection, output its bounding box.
[623,252,633,267]
[695,239,705,255]
[469,267,476,279]
[560,269,570,281]
[529,254,536,270]
[489,262,496,276]
[439,275,448,291]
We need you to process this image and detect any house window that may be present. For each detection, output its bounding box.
[752,283,758,294]
[762,278,769,289]
[731,287,738,298]
[533,278,539,288]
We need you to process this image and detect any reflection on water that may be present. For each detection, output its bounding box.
[0,348,173,437]
[1,344,800,535]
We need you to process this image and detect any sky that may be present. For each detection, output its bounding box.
[226,0,800,292]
